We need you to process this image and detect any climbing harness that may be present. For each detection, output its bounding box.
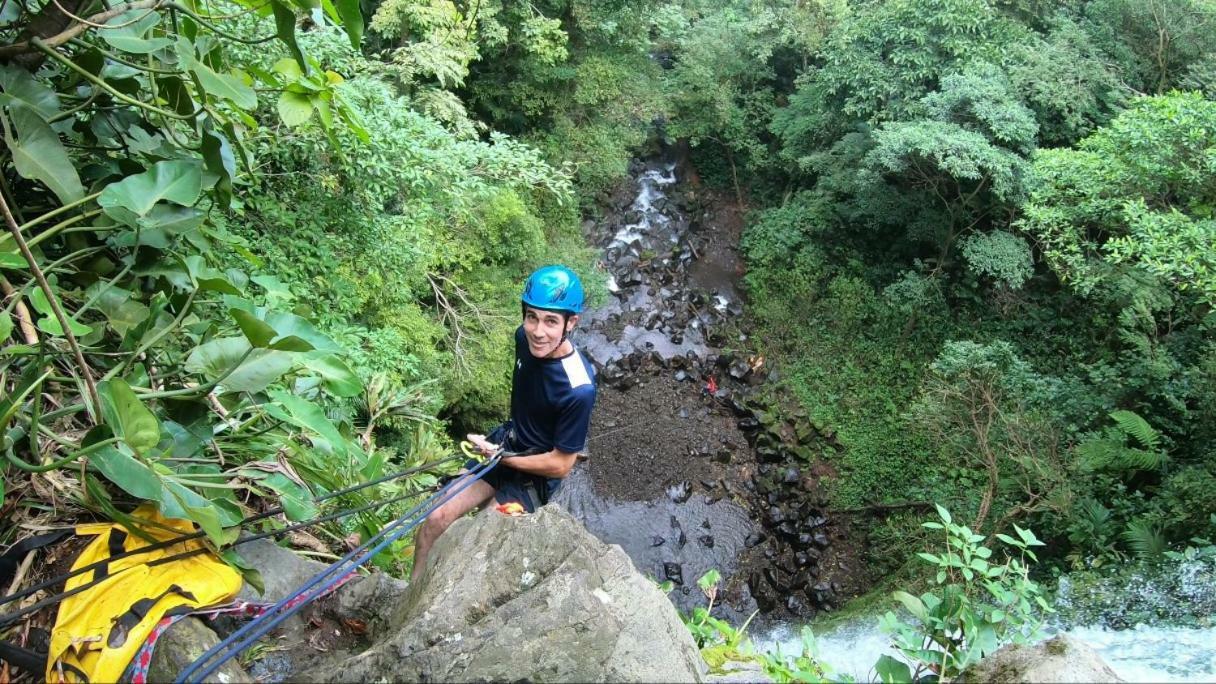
[175,450,505,683]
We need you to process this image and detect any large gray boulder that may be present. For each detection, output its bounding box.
[962,635,1123,683]
[306,505,706,683]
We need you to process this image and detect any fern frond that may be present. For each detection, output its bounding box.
[1123,519,1168,558]
[1077,498,1112,534]
[1110,410,1159,451]
[1076,437,1123,470]
[1115,448,1169,471]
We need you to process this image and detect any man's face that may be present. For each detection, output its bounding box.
[523,306,576,358]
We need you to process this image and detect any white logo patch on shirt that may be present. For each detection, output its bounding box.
[560,352,592,389]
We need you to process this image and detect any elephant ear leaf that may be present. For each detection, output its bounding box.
[3,106,84,204]
[98,378,161,454]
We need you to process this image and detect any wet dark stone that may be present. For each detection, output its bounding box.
[674,370,688,382]
[811,581,834,605]
[699,479,717,489]
[763,568,781,590]
[806,515,828,528]
[666,480,692,503]
[796,552,810,567]
[782,467,800,484]
[756,446,783,462]
[664,562,684,586]
[768,506,785,524]
[745,531,767,548]
[677,531,687,548]
[813,531,829,548]
[776,522,798,539]
[796,533,814,549]
[786,595,809,615]
[725,397,750,417]
[651,535,666,547]
[701,519,712,529]
[698,535,715,549]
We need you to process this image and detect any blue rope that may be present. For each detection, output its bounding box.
[176,456,500,683]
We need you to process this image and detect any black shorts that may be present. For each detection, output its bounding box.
[463,459,557,513]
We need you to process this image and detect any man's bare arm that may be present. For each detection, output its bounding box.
[501,449,578,478]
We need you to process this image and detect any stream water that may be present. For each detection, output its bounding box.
[756,619,1216,682]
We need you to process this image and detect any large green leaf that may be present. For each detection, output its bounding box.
[91,444,162,500]
[263,310,338,352]
[184,255,243,294]
[200,122,236,205]
[98,378,161,454]
[270,0,307,70]
[0,309,12,341]
[875,655,913,684]
[0,65,61,120]
[98,159,203,218]
[29,287,93,337]
[267,389,349,454]
[4,106,84,204]
[177,38,257,110]
[277,91,313,127]
[101,10,172,53]
[334,0,363,49]
[231,308,276,347]
[185,337,293,393]
[91,445,228,545]
[300,352,361,397]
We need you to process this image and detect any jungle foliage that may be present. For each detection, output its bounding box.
[0,0,611,575]
[656,0,1216,575]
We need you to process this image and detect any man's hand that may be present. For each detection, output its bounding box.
[466,433,499,457]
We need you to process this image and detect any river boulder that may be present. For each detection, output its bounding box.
[306,505,706,683]
[961,634,1123,683]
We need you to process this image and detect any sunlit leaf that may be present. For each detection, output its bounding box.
[185,337,293,393]
[277,91,313,127]
[300,352,361,396]
[101,10,173,53]
[98,378,161,454]
[99,159,204,218]
[178,38,257,109]
[267,389,349,453]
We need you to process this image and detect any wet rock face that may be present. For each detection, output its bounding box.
[960,635,1124,683]
[554,465,759,622]
[576,156,846,619]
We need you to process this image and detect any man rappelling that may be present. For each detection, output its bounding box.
[410,265,598,580]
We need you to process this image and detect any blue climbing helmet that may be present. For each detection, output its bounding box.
[521,265,584,315]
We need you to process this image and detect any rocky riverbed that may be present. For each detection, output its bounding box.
[564,154,866,620]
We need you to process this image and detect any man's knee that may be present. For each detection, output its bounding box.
[423,503,459,533]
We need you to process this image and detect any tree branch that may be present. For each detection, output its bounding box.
[0,0,163,58]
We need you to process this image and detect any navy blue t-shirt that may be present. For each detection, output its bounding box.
[509,326,597,454]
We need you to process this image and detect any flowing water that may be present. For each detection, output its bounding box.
[756,557,1216,682]
[755,619,1216,682]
